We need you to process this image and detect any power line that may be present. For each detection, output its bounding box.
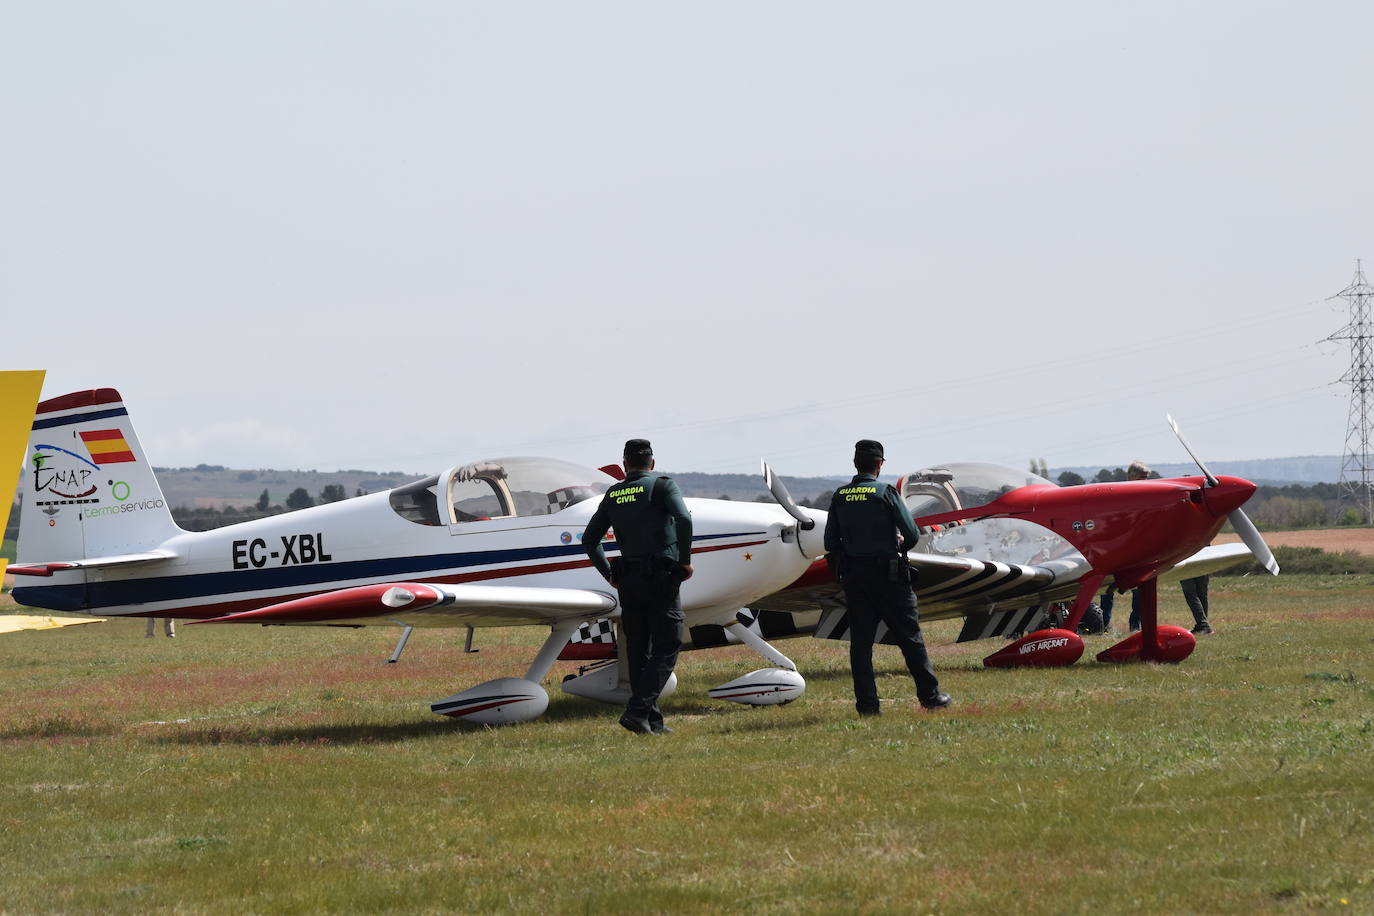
[1328,259,1374,523]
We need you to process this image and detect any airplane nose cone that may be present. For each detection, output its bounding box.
[1206,476,1257,517]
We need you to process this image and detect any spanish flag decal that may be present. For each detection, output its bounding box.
[79,428,137,465]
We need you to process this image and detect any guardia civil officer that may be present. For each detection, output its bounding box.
[584,439,694,735]
[824,439,950,716]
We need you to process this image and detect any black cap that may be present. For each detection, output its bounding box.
[854,439,885,460]
[623,438,653,459]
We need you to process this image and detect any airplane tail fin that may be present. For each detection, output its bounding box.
[17,389,180,563]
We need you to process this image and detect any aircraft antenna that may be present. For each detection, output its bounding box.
[1327,259,1374,524]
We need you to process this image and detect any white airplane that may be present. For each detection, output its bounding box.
[12,389,825,723]
[13,389,1273,724]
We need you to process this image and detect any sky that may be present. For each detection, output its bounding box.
[3,2,1371,478]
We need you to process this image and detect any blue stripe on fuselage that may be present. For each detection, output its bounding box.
[12,531,766,611]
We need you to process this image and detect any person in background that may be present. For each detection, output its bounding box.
[1100,461,1154,632]
[1181,575,1213,634]
[146,618,175,638]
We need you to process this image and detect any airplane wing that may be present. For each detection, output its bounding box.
[749,541,1257,646]
[1151,542,1256,582]
[751,553,1089,623]
[190,581,616,627]
[6,550,178,577]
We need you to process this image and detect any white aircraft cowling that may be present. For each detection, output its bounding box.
[431,677,549,724]
[708,668,806,706]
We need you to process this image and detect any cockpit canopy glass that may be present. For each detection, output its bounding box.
[389,474,443,526]
[901,462,1077,566]
[900,462,1054,520]
[389,458,611,526]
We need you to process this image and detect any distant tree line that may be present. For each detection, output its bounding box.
[1052,468,1362,529]
[1051,467,1162,487]
[171,483,364,531]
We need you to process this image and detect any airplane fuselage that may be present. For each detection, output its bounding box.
[15,492,820,630]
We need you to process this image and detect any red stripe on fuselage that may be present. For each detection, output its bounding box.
[132,539,771,620]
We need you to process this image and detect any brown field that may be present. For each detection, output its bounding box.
[1214,527,1374,555]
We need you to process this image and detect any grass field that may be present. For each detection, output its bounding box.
[1,578,1371,914]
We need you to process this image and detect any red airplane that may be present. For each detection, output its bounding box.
[742,417,1278,667]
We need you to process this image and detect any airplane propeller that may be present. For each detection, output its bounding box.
[761,460,830,560]
[762,460,815,530]
[1167,414,1279,575]
[1167,415,1219,487]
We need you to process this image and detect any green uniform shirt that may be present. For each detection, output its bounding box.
[823,473,919,557]
[584,470,693,581]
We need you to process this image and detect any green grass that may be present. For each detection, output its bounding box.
[1,579,1371,914]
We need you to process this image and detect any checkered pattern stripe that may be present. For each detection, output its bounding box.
[570,618,616,645]
[547,486,597,512]
[814,608,905,646]
[955,605,1046,643]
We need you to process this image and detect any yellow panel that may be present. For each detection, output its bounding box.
[1,371,46,576]
[0,615,106,634]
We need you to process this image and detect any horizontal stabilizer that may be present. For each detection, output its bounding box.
[0,615,106,634]
[191,581,616,625]
[7,550,178,577]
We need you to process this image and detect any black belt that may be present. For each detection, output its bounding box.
[612,555,676,576]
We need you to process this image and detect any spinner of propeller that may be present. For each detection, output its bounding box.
[1168,413,1279,577]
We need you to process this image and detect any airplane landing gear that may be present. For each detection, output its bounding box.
[1096,580,1197,663]
[385,625,414,664]
[431,620,580,724]
[707,614,807,706]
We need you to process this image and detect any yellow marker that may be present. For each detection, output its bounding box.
[0,371,46,583]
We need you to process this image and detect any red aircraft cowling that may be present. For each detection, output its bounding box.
[915,475,1256,590]
[983,628,1085,668]
[1096,625,1196,664]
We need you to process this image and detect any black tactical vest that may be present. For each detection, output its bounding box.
[600,473,673,558]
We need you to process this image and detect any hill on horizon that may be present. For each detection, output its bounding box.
[141,465,850,510]
[10,454,1341,519]
[135,454,1356,511]
[1050,455,1344,485]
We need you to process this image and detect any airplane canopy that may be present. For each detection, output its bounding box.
[899,461,1055,519]
[900,462,1077,566]
[389,457,613,526]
